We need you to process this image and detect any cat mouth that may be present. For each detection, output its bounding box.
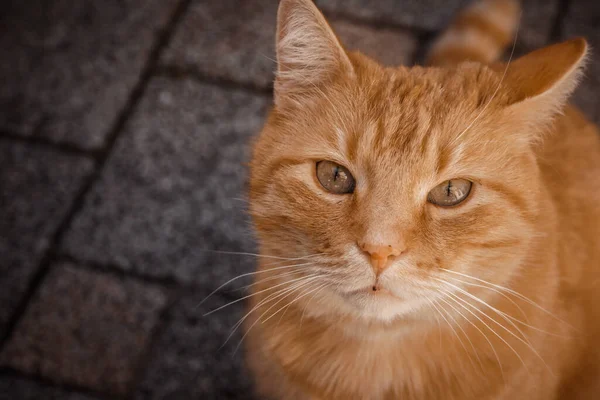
[348,285,403,300]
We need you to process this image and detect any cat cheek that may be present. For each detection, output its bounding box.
[415,259,440,272]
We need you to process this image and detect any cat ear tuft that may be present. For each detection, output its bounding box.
[502,38,588,119]
[274,0,354,108]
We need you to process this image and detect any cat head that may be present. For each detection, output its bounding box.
[249,0,588,322]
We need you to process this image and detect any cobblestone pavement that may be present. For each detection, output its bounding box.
[1,0,598,399]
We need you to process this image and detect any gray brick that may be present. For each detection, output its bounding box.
[318,0,558,58]
[162,0,417,90]
[520,0,558,50]
[61,77,269,285]
[0,142,92,338]
[0,0,180,149]
[316,0,558,48]
[316,0,470,30]
[162,0,278,89]
[331,20,417,66]
[0,262,168,396]
[0,375,97,400]
[572,75,600,125]
[563,0,600,43]
[135,290,254,400]
[563,0,600,124]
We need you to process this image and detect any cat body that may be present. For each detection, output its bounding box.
[244,1,600,399]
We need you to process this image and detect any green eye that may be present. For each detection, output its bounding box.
[428,179,472,207]
[316,161,355,194]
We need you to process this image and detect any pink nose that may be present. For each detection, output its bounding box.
[358,242,403,276]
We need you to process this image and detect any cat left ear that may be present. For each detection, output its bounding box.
[501,38,588,121]
[274,0,354,108]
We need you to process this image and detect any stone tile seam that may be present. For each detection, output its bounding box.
[45,255,240,400]
[0,14,428,158]
[158,13,427,84]
[0,368,111,400]
[0,0,574,160]
[0,131,99,159]
[124,287,181,400]
[155,65,274,96]
[0,0,194,362]
[54,253,242,303]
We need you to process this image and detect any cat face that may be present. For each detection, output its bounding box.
[251,64,537,321]
[249,0,586,322]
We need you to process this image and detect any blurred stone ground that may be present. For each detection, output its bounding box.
[0,0,598,399]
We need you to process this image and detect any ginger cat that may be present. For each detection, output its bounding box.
[244,0,600,398]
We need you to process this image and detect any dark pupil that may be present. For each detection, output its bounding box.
[333,166,340,181]
[446,180,452,197]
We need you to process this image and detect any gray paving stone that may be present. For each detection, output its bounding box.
[563,0,600,124]
[161,0,278,89]
[572,74,600,125]
[61,77,269,286]
[0,142,92,339]
[0,375,97,400]
[319,0,559,63]
[332,20,417,66]
[316,0,470,30]
[0,0,180,149]
[0,262,168,396]
[162,0,417,89]
[319,0,558,59]
[518,0,559,51]
[563,0,600,43]
[135,290,254,400]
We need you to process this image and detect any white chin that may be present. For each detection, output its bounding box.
[349,292,418,322]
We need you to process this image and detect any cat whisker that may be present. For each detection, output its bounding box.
[436,293,505,382]
[449,13,521,146]
[253,282,327,331]
[422,296,448,344]
[200,250,320,261]
[204,272,321,316]
[260,253,323,267]
[197,261,315,307]
[430,296,486,375]
[436,279,533,347]
[232,278,325,354]
[439,281,556,377]
[276,282,329,328]
[425,296,480,373]
[223,275,324,349]
[424,297,443,349]
[259,51,278,64]
[444,275,530,323]
[299,282,328,331]
[443,288,528,375]
[226,279,310,342]
[440,268,575,329]
[443,276,569,339]
[234,269,302,292]
[441,289,532,376]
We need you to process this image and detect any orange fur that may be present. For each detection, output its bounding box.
[245,1,600,399]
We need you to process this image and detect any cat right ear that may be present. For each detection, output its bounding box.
[501,38,588,130]
[274,0,354,108]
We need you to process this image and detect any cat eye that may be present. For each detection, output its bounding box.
[428,179,472,207]
[316,161,355,194]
